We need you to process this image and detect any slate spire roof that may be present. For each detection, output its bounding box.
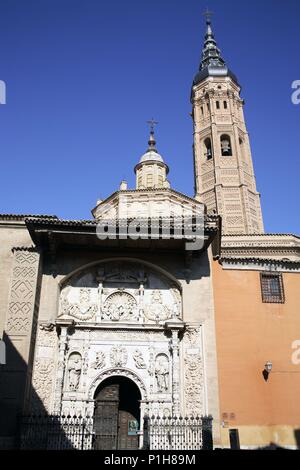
[192,14,239,87]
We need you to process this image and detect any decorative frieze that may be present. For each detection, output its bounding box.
[6,249,40,336]
[31,324,57,413]
[59,262,181,325]
[183,327,204,416]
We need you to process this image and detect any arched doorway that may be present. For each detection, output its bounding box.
[94,376,141,450]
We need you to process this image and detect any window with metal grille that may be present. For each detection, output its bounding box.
[260,273,285,303]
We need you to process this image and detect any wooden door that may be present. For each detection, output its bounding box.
[94,384,119,450]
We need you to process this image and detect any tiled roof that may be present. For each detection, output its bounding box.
[25,215,219,229]
[0,214,58,221]
[25,217,97,226]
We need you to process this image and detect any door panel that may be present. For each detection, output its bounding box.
[94,384,119,450]
[118,410,139,450]
[93,379,140,450]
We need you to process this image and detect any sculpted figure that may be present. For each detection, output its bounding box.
[133,349,146,369]
[155,356,169,392]
[68,354,82,390]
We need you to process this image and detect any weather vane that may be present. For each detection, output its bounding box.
[203,7,213,23]
[147,118,158,134]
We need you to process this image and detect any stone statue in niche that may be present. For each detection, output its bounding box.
[155,355,169,392]
[133,349,146,369]
[92,351,106,370]
[67,353,82,391]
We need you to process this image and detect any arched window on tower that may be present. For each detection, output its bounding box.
[239,137,245,161]
[216,101,220,110]
[204,137,213,160]
[221,134,232,156]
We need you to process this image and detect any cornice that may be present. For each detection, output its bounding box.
[220,256,300,273]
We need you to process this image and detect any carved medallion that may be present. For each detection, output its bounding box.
[102,291,137,321]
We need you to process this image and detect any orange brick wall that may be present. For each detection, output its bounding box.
[212,261,300,447]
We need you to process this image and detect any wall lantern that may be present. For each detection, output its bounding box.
[263,361,273,381]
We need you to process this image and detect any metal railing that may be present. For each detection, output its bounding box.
[20,415,94,450]
[19,413,213,450]
[143,415,213,450]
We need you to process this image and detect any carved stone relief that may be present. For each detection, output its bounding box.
[60,288,98,321]
[32,360,55,412]
[183,327,204,416]
[59,261,181,325]
[6,250,40,336]
[144,291,172,322]
[102,291,138,321]
[92,351,106,370]
[184,355,203,416]
[31,325,57,413]
[133,349,146,369]
[110,346,128,367]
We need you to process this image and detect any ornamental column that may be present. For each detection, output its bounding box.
[53,320,73,414]
[166,321,185,416]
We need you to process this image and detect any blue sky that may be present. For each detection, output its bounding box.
[0,0,299,234]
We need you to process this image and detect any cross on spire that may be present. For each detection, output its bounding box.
[203,7,213,24]
[147,118,158,134]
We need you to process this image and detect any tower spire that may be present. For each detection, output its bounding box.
[146,118,159,154]
[192,11,238,88]
[134,120,169,190]
[200,9,226,71]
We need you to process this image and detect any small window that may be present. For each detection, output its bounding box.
[146,174,153,186]
[201,106,204,116]
[216,101,220,110]
[224,101,228,109]
[158,175,164,187]
[207,102,210,112]
[260,273,285,303]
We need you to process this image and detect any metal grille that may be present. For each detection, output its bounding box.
[143,415,213,450]
[20,415,94,450]
[260,272,285,303]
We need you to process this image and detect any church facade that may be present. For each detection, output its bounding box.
[0,16,300,450]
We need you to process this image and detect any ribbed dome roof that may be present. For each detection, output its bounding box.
[138,130,165,164]
[139,149,164,163]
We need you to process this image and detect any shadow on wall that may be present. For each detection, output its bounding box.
[0,333,77,450]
